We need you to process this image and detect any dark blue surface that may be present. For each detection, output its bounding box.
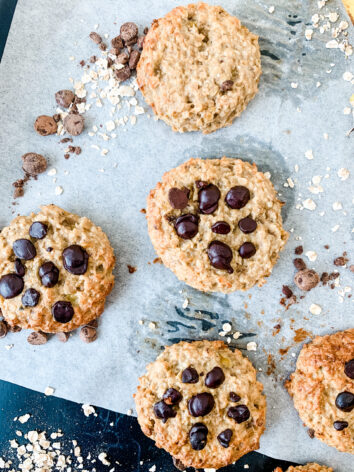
[0,0,17,60]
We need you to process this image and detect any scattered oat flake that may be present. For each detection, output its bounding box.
[305,250,317,262]
[309,304,322,315]
[98,452,111,466]
[182,298,189,309]
[222,323,232,333]
[148,322,156,330]
[18,414,31,424]
[47,168,57,176]
[247,342,257,351]
[332,201,343,211]
[268,6,275,13]
[291,82,298,89]
[44,386,54,396]
[82,404,96,417]
[343,71,353,82]
[55,186,63,195]
[305,150,314,160]
[305,29,313,40]
[331,224,340,232]
[303,199,316,211]
[337,168,349,181]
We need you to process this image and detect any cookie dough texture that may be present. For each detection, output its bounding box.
[137,2,261,133]
[147,157,288,293]
[0,205,115,332]
[274,464,333,472]
[134,340,266,469]
[286,329,354,454]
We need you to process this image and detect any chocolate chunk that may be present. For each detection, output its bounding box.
[220,80,234,92]
[195,180,208,189]
[294,269,319,291]
[13,186,24,199]
[229,392,241,402]
[153,400,176,423]
[0,274,24,299]
[211,221,230,234]
[80,326,97,343]
[56,332,70,343]
[7,324,21,333]
[205,367,225,388]
[344,359,354,379]
[0,320,8,338]
[334,256,348,266]
[27,331,48,345]
[335,391,354,412]
[34,116,58,136]
[14,259,25,277]
[307,428,315,438]
[172,457,187,471]
[13,239,36,260]
[188,393,215,417]
[293,258,306,270]
[29,222,48,239]
[208,241,233,273]
[137,35,145,49]
[62,245,89,275]
[55,90,75,108]
[238,242,256,259]
[128,50,140,70]
[217,428,233,448]
[115,65,131,82]
[120,22,138,44]
[225,186,250,209]
[189,423,208,450]
[39,262,59,288]
[111,35,123,50]
[116,52,129,65]
[227,405,250,423]
[52,301,74,323]
[295,245,303,255]
[182,367,199,384]
[333,420,349,431]
[22,153,47,176]
[63,114,84,136]
[99,42,107,51]
[175,214,198,240]
[238,217,257,234]
[89,32,102,44]
[143,27,149,34]
[163,388,182,405]
[282,285,293,298]
[22,288,40,307]
[168,188,189,209]
[86,319,99,328]
[198,184,220,214]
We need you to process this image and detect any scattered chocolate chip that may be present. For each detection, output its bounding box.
[189,423,208,451]
[13,239,36,260]
[163,388,182,405]
[80,326,97,343]
[56,332,70,343]
[205,367,225,388]
[79,60,85,67]
[39,262,59,288]
[295,245,303,255]
[175,214,199,239]
[52,301,74,324]
[344,359,354,379]
[34,115,58,136]
[211,221,230,234]
[111,35,123,50]
[29,221,48,239]
[294,269,319,291]
[0,320,8,338]
[239,242,256,259]
[63,114,84,136]
[22,153,47,176]
[22,288,40,307]
[89,32,102,44]
[334,256,348,266]
[282,285,293,298]
[127,265,137,274]
[182,367,199,384]
[143,27,149,34]
[0,274,24,299]
[220,80,234,92]
[336,392,354,412]
[217,428,233,448]
[168,188,189,209]
[208,241,233,273]
[115,65,131,82]
[293,258,306,270]
[55,90,75,108]
[307,428,315,439]
[333,420,349,431]
[227,405,250,423]
[229,392,241,402]
[129,50,140,69]
[116,52,129,65]
[198,184,220,214]
[137,35,145,49]
[13,186,24,199]
[89,55,97,63]
[153,400,176,423]
[188,393,215,417]
[27,331,48,345]
[62,245,89,275]
[60,137,73,143]
[99,42,107,51]
[120,22,138,44]
[238,217,257,234]
[225,186,250,209]
[14,259,25,277]
[110,47,120,56]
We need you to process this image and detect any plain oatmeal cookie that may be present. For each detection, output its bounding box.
[134,340,266,470]
[147,157,288,293]
[137,2,261,133]
[286,329,354,454]
[0,205,115,333]
[274,464,333,472]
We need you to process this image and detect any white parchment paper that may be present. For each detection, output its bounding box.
[0,0,353,470]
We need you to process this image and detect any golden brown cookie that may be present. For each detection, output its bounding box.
[0,205,115,333]
[134,340,266,470]
[286,329,354,454]
[147,157,288,293]
[137,2,261,134]
[274,463,333,472]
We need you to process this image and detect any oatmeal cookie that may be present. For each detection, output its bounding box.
[137,2,261,133]
[286,329,354,454]
[0,205,115,333]
[274,464,333,472]
[134,340,266,470]
[147,157,288,293]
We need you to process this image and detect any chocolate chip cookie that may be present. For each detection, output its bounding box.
[0,205,115,333]
[137,2,261,133]
[147,157,288,292]
[286,329,354,454]
[134,340,266,470]
[274,464,333,472]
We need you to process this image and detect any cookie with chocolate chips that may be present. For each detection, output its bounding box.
[286,329,354,454]
[274,463,333,472]
[0,205,115,333]
[146,157,288,292]
[134,340,266,470]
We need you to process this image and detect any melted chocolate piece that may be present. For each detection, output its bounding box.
[22,288,40,307]
[153,400,176,423]
[333,420,348,431]
[238,217,257,234]
[217,428,233,448]
[182,367,199,384]
[163,388,182,405]
[198,184,220,214]
[225,186,250,209]
[344,359,354,379]
[174,215,199,239]
[229,392,241,402]
[39,262,59,288]
[62,245,89,275]
[13,239,36,260]
[189,423,208,450]
[208,241,233,273]
[239,242,256,259]
[227,405,250,423]
[168,188,189,210]
[335,392,354,412]
[205,367,225,388]
[29,222,48,239]
[52,301,74,323]
[211,221,231,234]
[188,393,215,417]
[14,259,25,277]
[0,274,24,299]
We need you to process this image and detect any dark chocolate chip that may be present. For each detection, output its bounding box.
[62,245,89,275]
[189,423,208,450]
[211,221,230,234]
[344,359,354,379]
[238,217,257,234]
[182,367,199,384]
[229,392,241,402]
[198,184,220,214]
[333,420,348,431]
[293,258,306,270]
[220,80,234,92]
[205,367,225,388]
[188,393,215,417]
[282,285,293,298]
[52,301,74,323]
[13,239,36,260]
[335,392,354,412]
[115,65,131,82]
[217,428,233,448]
[111,35,123,50]
[120,22,138,43]
[39,262,59,288]
[295,245,303,255]
[0,274,24,299]
[175,214,198,240]
[128,50,140,70]
[29,222,48,239]
[227,405,250,423]
[22,288,40,307]
[163,388,182,405]
[14,259,25,277]
[208,241,233,273]
[238,242,256,259]
[153,400,176,423]
[225,186,250,209]
[195,180,208,189]
[168,188,189,209]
